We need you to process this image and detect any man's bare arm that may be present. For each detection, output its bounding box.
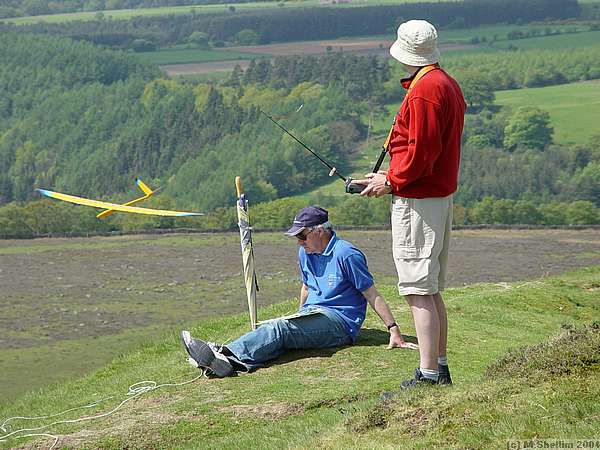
[362,285,418,350]
[299,283,308,307]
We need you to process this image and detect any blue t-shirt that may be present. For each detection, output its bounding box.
[298,232,374,341]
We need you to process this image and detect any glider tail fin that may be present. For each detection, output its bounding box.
[136,178,154,196]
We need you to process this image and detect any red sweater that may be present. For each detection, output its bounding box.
[387,68,466,198]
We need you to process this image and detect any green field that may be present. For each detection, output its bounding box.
[441,23,594,44]
[495,80,600,145]
[139,47,264,65]
[1,263,598,449]
[3,0,453,25]
[492,29,600,50]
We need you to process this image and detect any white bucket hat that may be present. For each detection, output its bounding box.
[389,20,440,66]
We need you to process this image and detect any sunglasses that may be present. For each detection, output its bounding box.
[296,228,314,241]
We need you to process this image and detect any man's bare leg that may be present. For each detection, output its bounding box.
[405,294,439,371]
[433,293,447,358]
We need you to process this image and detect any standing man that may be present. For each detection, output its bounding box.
[354,20,466,387]
[181,206,417,377]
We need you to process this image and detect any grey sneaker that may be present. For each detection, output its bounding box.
[438,364,452,385]
[180,330,234,378]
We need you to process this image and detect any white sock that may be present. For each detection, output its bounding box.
[438,356,448,366]
[420,367,439,382]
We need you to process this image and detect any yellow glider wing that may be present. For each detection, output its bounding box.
[96,178,157,219]
[36,189,203,217]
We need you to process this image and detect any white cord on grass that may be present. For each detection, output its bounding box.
[15,433,59,450]
[0,396,113,432]
[0,374,202,449]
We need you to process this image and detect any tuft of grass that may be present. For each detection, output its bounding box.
[486,322,600,380]
[345,401,389,433]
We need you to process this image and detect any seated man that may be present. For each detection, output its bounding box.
[181,205,417,377]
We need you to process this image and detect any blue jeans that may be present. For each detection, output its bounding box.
[225,309,352,372]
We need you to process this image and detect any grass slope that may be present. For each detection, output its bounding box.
[495,80,600,146]
[1,265,599,449]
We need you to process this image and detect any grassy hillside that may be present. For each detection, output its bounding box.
[495,80,600,145]
[1,265,598,449]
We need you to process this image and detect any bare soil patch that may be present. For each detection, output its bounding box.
[227,39,472,57]
[223,401,304,420]
[226,38,395,56]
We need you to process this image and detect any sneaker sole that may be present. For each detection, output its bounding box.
[180,331,233,377]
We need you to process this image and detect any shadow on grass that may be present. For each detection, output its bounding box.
[357,328,418,347]
[262,328,418,369]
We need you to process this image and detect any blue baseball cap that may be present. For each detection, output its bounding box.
[285,206,329,236]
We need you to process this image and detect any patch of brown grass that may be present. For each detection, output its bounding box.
[221,401,304,420]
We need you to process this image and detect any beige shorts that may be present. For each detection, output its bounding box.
[391,195,453,296]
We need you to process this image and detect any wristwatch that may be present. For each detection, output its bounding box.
[386,322,398,330]
[384,180,392,189]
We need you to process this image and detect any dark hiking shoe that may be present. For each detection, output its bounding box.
[180,330,234,378]
[400,368,437,390]
[438,364,452,385]
[380,368,438,400]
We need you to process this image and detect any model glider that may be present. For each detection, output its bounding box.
[96,178,157,218]
[36,179,203,217]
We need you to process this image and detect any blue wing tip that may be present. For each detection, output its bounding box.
[36,188,51,197]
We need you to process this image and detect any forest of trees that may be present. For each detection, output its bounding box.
[1,0,600,237]
[1,0,581,50]
[233,45,600,112]
[0,0,266,19]
[0,32,376,212]
[230,53,390,102]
